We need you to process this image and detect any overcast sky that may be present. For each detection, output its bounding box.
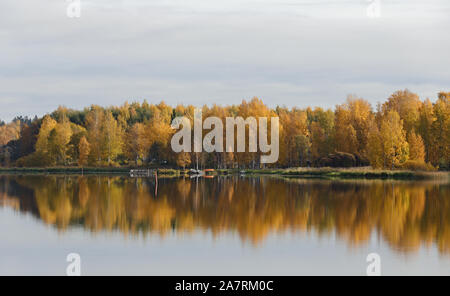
[1,0,449,121]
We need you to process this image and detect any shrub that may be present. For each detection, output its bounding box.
[15,152,53,167]
[438,158,449,171]
[319,152,357,167]
[400,160,436,171]
[354,153,370,166]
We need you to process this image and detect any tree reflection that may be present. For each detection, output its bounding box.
[0,175,448,254]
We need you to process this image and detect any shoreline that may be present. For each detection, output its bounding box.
[0,167,448,180]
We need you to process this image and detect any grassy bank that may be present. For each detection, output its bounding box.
[0,167,448,180]
[0,167,181,176]
[233,167,449,180]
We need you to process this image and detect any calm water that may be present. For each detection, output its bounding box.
[0,174,449,275]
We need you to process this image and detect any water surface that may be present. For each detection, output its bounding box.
[0,174,449,275]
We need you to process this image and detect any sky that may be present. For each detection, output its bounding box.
[1,0,449,122]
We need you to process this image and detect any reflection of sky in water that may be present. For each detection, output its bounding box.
[0,175,449,275]
[1,207,449,275]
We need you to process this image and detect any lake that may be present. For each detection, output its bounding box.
[0,174,449,275]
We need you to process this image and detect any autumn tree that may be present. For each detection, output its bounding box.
[85,106,104,165]
[382,89,422,134]
[67,128,88,164]
[78,136,90,166]
[48,118,73,164]
[278,107,308,167]
[125,123,148,165]
[35,115,57,155]
[335,96,374,157]
[366,124,384,169]
[308,107,335,162]
[417,98,435,162]
[101,111,124,165]
[0,120,21,146]
[294,134,311,167]
[233,98,274,168]
[407,131,425,162]
[379,110,409,169]
[3,92,448,170]
[145,114,174,164]
[429,93,450,168]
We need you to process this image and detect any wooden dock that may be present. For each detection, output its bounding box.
[129,169,156,177]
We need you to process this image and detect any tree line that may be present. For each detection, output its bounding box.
[0,89,448,170]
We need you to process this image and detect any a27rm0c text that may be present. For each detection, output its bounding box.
[175,280,274,294]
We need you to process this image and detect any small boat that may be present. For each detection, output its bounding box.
[189,169,202,175]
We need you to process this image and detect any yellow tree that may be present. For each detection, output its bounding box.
[116,102,131,128]
[156,101,174,124]
[125,122,148,165]
[203,104,229,168]
[366,124,384,169]
[382,89,422,135]
[308,107,335,163]
[295,134,311,167]
[335,104,354,153]
[335,113,358,154]
[335,96,373,156]
[49,116,73,165]
[407,131,425,162]
[85,106,105,164]
[102,111,124,165]
[66,124,87,163]
[417,98,435,162]
[145,114,174,164]
[310,121,325,161]
[278,107,308,167]
[78,136,90,166]
[0,120,21,146]
[35,115,57,155]
[379,110,409,169]
[429,92,449,168]
[236,98,274,168]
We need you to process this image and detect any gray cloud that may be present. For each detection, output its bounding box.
[1,0,449,121]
